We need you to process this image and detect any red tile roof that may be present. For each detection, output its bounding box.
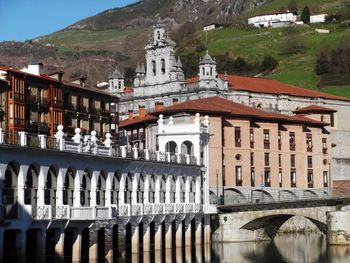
[151,96,328,127]
[0,65,60,83]
[185,74,350,101]
[119,114,157,128]
[223,74,350,101]
[293,104,337,114]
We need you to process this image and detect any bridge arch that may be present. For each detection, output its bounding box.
[224,188,247,204]
[241,214,327,239]
[252,189,274,203]
[303,189,318,199]
[280,189,298,201]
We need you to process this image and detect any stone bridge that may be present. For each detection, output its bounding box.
[213,198,350,243]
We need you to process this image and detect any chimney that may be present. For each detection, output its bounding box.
[21,62,43,76]
[139,105,146,118]
[49,70,65,82]
[155,102,164,111]
[79,75,87,88]
[128,110,134,120]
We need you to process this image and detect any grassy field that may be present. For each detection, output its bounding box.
[194,22,350,97]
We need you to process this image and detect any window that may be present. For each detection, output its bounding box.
[157,30,161,40]
[307,156,313,168]
[291,154,296,167]
[289,132,296,151]
[263,129,270,149]
[265,153,269,166]
[306,134,312,152]
[291,170,296,187]
[330,113,335,127]
[264,168,271,187]
[161,59,166,74]
[235,127,241,147]
[323,171,328,187]
[235,166,242,186]
[278,130,282,150]
[250,128,254,148]
[152,60,156,76]
[278,154,282,167]
[250,153,254,166]
[279,169,282,187]
[251,168,255,187]
[322,138,327,154]
[307,171,313,188]
[172,98,179,104]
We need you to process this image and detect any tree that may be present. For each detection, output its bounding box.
[315,51,329,75]
[259,55,279,72]
[301,6,311,24]
[124,67,135,87]
[288,0,298,12]
[233,57,247,72]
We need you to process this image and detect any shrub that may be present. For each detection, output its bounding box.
[259,55,278,72]
[301,6,311,24]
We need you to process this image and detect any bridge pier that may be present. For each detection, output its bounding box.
[327,209,350,245]
[54,229,65,260]
[72,228,82,262]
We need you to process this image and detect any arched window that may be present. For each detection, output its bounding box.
[210,67,213,76]
[161,59,166,74]
[152,60,156,76]
[157,30,161,40]
[202,67,205,76]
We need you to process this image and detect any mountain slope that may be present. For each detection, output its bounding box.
[0,0,349,98]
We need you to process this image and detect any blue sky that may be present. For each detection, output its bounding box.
[0,0,138,41]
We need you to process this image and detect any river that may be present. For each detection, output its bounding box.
[211,232,350,263]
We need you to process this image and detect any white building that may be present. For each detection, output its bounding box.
[203,24,222,32]
[248,11,297,28]
[310,14,327,24]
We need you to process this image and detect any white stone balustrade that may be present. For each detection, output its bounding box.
[0,125,199,166]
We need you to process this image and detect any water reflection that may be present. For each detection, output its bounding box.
[38,233,350,263]
[212,233,350,263]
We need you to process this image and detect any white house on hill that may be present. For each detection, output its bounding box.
[248,11,297,28]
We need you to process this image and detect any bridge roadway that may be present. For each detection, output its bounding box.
[0,133,213,263]
[213,194,350,243]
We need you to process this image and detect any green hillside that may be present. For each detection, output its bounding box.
[174,0,350,97]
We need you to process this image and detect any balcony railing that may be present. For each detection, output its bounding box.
[14,93,25,103]
[38,98,49,109]
[38,122,49,134]
[30,202,204,220]
[78,105,88,113]
[0,128,199,167]
[323,148,328,154]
